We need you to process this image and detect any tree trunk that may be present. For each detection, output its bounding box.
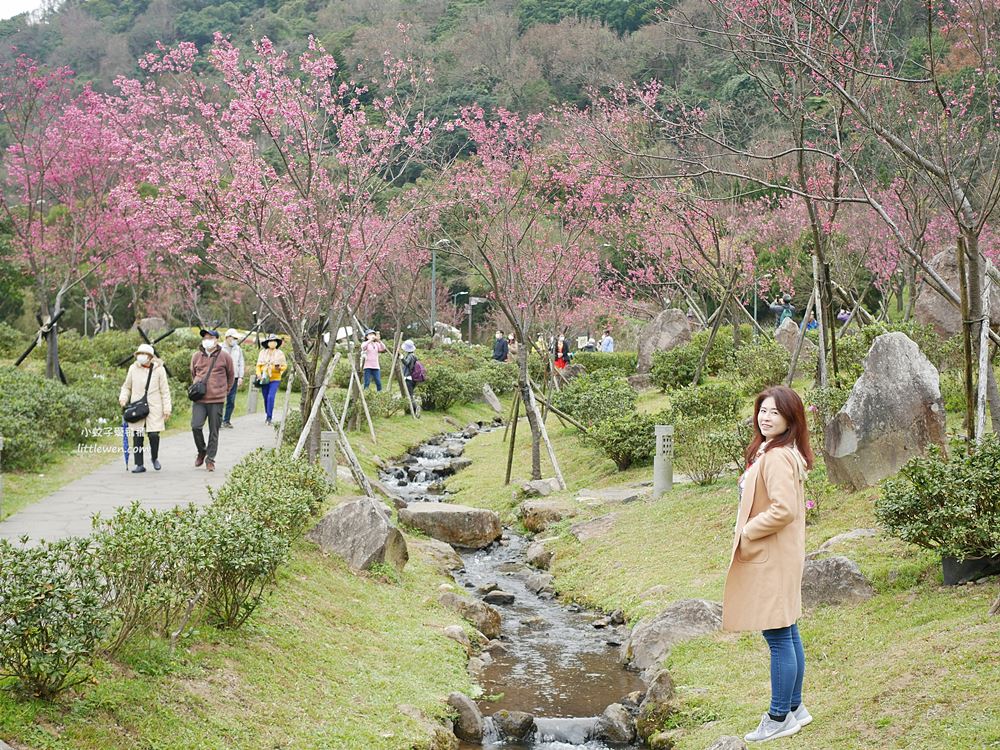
[693,294,729,384]
[957,232,976,437]
[811,255,828,387]
[518,346,541,479]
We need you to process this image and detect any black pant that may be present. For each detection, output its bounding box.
[133,430,160,466]
[192,401,223,460]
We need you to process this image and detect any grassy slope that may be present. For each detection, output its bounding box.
[445,389,1000,750]
[0,400,498,750]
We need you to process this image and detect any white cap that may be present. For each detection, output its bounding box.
[224,328,239,339]
[135,343,155,357]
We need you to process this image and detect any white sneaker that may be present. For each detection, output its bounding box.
[745,713,801,742]
[793,705,813,727]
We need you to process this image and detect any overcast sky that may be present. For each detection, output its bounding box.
[0,0,44,21]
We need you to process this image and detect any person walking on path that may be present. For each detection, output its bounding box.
[221,328,245,428]
[723,385,814,743]
[360,329,387,391]
[492,330,509,362]
[600,329,615,352]
[190,329,234,471]
[400,339,423,412]
[255,334,288,425]
[552,334,572,370]
[119,343,171,473]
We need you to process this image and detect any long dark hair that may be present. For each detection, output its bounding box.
[744,385,814,469]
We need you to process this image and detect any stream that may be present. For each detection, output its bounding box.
[380,424,646,750]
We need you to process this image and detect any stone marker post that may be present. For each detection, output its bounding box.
[246,378,258,414]
[653,424,674,500]
[320,430,337,489]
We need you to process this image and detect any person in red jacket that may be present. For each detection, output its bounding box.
[189,328,234,471]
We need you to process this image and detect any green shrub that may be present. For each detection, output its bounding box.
[59,330,137,367]
[551,371,637,427]
[804,385,850,447]
[365,389,404,419]
[164,349,194,385]
[0,537,111,697]
[723,338,789,395]
[573,351,638,376]
[332,358,353,389]
[420,365,466,411]
[0,368,118,470]
[673,415,739,485]
[200,507,290,629]
[835,322,957,381]
[688,326,743,375]
[668,382,742,421]
[939,370,967,414]
[650,344,703,390]
[876,436,1000,560]
[475,360,518,395]
[588,411,657,471]
[223,447,331,515]
[0,321,27,356]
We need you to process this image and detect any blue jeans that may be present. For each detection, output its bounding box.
[362,368,382,391]
[762,624,805,716]
[262,379,281,420]
[223,379,239,424]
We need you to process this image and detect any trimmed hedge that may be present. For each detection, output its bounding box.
[551,371,637,427]
[573,351,637,376]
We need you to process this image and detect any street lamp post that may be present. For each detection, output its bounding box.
[432,239,452,336]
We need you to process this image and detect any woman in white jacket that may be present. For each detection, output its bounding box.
[119,343,172,472]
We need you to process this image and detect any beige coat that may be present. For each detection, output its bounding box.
[119,359,172,433]
[722,445,807,632]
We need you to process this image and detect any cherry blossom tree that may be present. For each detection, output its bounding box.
[114,33,437,455]
[438,107,623,481]
[0,56,144,378]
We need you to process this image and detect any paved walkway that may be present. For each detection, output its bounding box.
[0,412,276,543]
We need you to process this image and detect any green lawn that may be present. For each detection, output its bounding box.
[443,388,1000,750]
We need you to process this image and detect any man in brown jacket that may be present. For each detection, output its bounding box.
[190,328,234,471]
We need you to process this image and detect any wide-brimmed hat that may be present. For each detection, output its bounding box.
[134,343,155,357]
[224,328,239,339]
[261,334,283,347]
[401,339,416,353]
[200,328,219,338]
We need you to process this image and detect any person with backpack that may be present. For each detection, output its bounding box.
[119,343,171,473]
[769,295,796,327]
[189,329,234,472]
[400,339,424,411]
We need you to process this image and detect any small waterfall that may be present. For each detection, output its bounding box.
[532,717,599,745]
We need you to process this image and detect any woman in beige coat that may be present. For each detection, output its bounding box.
[723,385,813,743]
[119,343,172,473]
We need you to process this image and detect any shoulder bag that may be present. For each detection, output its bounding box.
[187,351,219,402]
[123,366,154,423]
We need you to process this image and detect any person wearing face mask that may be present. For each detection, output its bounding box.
[190,328,234,471]
[256,334,288,425]
[492,330,509,362]
[221,328,245,428]
[724,385,814,742]
[119,343,171,473]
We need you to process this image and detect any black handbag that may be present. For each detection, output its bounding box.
[123,366,154,423]
[187,350,220,402]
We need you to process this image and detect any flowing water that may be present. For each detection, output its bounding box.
[380,426,646,750]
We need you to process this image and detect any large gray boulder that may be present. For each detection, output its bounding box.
[637,309,694,373]
[410,538,464,576]
[132,316,169,335]
[637,669,676,741]
[593,703,637,744]
[482,383,504,414]
[492,710,535,741]
[439,591,502,638]
[801,555,875,607]
[705,738,748,750]
[774,317,817,366]
[306,497,408,572]
[398,503,501,549]
[620,599,723,672]
[447,692,484,743]
[914,250,1000,337]
[824,332,947,490]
